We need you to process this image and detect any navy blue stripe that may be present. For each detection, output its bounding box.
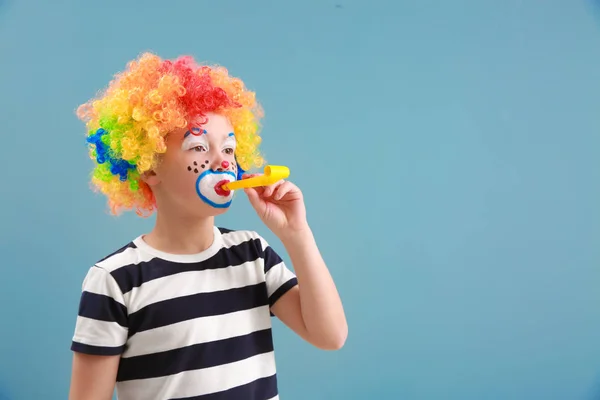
[110,239,262,294]
[78,291,128,327]
[117,328,274,382]
[269,278,298,308]
[171,374,278,400]
[128,282,269,337]
[97,242,137,263]
[217,226,235,234]
[263,246,283,273]
[71,341,125,356]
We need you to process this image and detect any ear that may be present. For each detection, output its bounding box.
[140,170,160,186]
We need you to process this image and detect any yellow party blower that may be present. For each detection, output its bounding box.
[222,165,290,191]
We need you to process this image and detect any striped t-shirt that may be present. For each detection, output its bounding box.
[71,226,298,400]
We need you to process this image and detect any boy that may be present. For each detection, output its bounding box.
[69,53,347,400]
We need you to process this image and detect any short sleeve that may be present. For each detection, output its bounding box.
[71,266,129,356]
[259,236,298,311]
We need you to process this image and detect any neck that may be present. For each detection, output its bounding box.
[143,208,216,255]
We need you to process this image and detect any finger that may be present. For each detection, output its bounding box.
[263,180,284,198]
[244,187,265,212]
[240,174,265,195]
[273,181,293,201]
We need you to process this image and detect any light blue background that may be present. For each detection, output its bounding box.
[1,1,599,399]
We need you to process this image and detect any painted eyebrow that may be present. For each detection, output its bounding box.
[184,128,207,138]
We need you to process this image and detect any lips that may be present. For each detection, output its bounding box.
[196,170,236,209]
[214,180,231,197]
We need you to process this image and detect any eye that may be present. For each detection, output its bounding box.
[223,148,235,155]
[192,145,207,152]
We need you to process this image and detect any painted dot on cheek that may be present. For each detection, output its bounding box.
[194,168,198,173]
[201,164,205,168]
[193,161,197,166]
[187,166,192,171]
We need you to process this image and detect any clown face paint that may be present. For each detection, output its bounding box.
[181,115,239,209]
[195,170,236,208]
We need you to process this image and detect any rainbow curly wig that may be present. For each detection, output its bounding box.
[77,52,265,216]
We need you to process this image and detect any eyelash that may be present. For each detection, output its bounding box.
[192,146,235,155]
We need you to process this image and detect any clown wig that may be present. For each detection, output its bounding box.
[77,52,265,216]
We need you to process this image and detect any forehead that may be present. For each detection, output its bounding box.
[170,113,235,147]
[196,113,233,136]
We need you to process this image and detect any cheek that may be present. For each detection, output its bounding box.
[186,158,210,174]
[235,162,245,180]
[222,158,238,175]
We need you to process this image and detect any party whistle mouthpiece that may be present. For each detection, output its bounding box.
[222,165,290,191]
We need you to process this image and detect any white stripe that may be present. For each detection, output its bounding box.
[116,352,276,399]
[220,229,260,247]
[259,236,269,252]
[96,246,154,272]
[265,262,296,298]
[82,267,125,306]
[98,229,259,273]
[124,260,264,313]
[72,316,127,348]
[122,305,272,358]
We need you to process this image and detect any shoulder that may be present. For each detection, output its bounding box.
[83,239,152,295]
[94,240,143,272]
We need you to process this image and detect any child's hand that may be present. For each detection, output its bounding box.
[242,173,308,240]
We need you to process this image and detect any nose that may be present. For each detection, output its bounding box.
[215,160,230,172]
